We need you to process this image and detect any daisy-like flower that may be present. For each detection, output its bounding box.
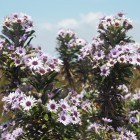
[58,111,71,125]
[100,65,110,76]
[129,117,138,124]
[59,99,70,110]
[115,45,124,54]
[26,57,43,70]
[70,97,80,106]
[75,38,86,46]
[102,117,112,123]
[81,101,92,111]
[117,55,127,63]
[109,48,121,59]
[12,127,23,138]
[106,59,117,67]
[20,96,37,111]
[94,50,105,60]
[88,122,101,134]
[2,92,19,104]
[14,58,22,66]
[47,99,59,113]
[125,130,137,140]
[113,19,121,28]
[15,47,26,56]
[70,107,81,124]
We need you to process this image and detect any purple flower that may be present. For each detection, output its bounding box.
[129,117,138,124]
[102,117,112,123]
[100,65,110,76]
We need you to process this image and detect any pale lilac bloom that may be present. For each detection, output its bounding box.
[133,90,140,100]
[117,12,125,17]
[70,97,80,106]
[106,59,117,67]
[75,38,86,46]
[115,45,125,54]
[117,127,127,133]
[7,45,15,50]
[88,122,101,133]
[129,110,138,115]
[4,133,16,140]
[57,29,75,39]
[81,101,92,111]
[58,111,71,125]
[100,65,110,76]
[94,50,105,60]
[20,96,37,111]
[125,130,137,140]
[129,117,138,124]
[15,47,26,56]
[91,37,104,48]
[134,54,140,66]
[102,117,112,123]
[2,92,19,104]
[20,35,26,41]
[47,99,59,113]
[59,99,70,110]
[109,48,120,58]
[66,29,76,38]
[70,107,81,124]
[14,58,22,66]
[26,56,43,70]
[79,43,92,59]
[117,55,127,63]
[126,55,135,65]
[12,127,23,138]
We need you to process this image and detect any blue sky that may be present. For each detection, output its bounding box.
[0,0,140,55]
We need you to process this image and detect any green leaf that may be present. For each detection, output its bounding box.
[44,114,48,121]
[42,124,47,129]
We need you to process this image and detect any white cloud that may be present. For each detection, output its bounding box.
[32,12,140,56]
[38,22,53,31]
[57,19,78,28]
[80,12,103,24]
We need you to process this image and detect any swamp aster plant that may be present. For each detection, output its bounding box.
[56,29,87,90]
[0,12,140,140]
[78,13,140,128]
[0,13,35,91]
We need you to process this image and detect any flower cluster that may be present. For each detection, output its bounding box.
[24,50,63,75]
[3,12,33,32]
[0,12,140,140]
[0,127,22,140]
[79,40,140,76]
[88,121,138,140]
[2,90,37,112]
[46,90,85,125]
[98,12,133,31]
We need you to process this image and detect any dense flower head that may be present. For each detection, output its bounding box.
[3,12,33,31]
[57,29,76,40]
[2,91,36,111]
[23,50,63,74]
[98,12,133,31]
[1,127,23,140]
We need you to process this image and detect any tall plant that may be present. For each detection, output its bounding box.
[79,12,139,128]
